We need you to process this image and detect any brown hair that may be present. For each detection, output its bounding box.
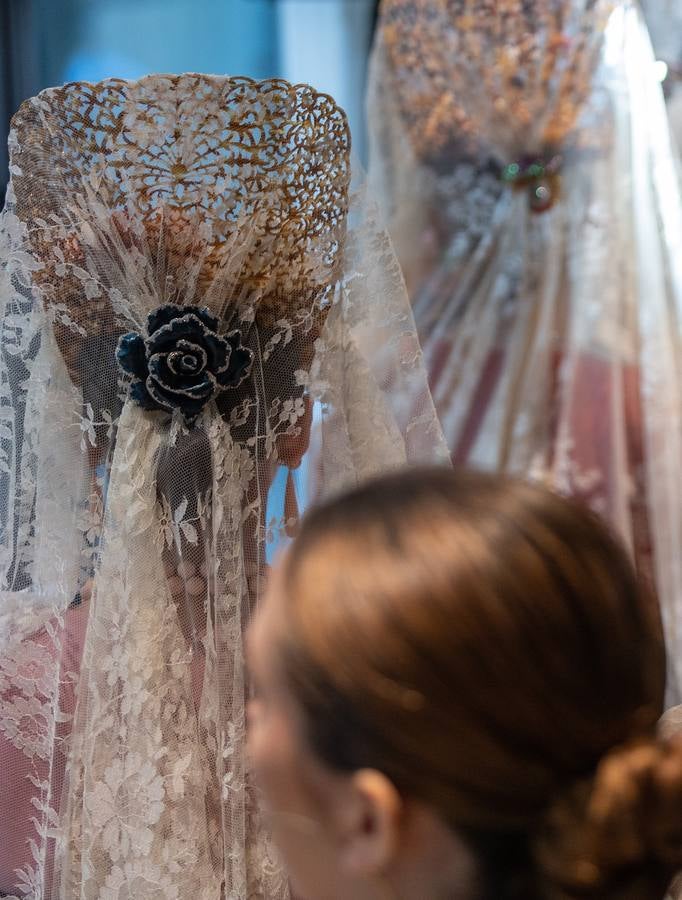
[278,467,682,899]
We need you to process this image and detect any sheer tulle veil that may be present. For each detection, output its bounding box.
[0,73,447,899]
[368,0,682,706]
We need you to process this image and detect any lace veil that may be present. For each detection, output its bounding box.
[368,0,682,705]
[0,74,446,899]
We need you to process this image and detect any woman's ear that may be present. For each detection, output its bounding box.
[335,769,403,878]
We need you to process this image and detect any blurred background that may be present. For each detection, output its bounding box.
[0,0,380,204]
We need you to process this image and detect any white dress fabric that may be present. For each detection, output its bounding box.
[368,0,682,706]
[0,74,447,899]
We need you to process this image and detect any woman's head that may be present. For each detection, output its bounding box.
[248,467,682,900]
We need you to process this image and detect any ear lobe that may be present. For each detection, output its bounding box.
[337,769,403,878]
[276,395,313,468]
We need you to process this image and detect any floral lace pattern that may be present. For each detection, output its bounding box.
[0,75,446,899]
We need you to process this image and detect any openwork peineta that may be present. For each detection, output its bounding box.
[10,73,351,369]
[377,0,615,168]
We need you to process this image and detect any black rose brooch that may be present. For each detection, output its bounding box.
[116,304,253,426]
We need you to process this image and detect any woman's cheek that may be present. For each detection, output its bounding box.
[247,700,267,762]
[248,702,283,796]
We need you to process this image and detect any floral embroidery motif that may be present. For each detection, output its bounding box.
[86,753,165,861]
[100,858,181,900]
[117,304,253,425]
[0,71,445,900]
[0,693,51,760]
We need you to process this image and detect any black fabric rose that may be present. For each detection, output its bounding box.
[116,304,253,426]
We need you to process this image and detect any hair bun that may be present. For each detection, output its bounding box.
[534,736,682,897]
